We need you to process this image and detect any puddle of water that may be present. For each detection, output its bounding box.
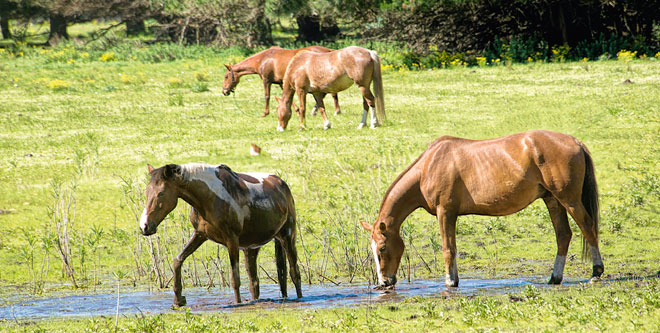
[0,277,579,320]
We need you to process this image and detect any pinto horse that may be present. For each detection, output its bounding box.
[222,46,341,117]
[140,163,302,305]
[361,130,603,289]
[276,46,385,131]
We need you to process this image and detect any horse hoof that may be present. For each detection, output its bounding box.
[370,123,379,129]
[174,296,187,307]
[277,125,284,132]
[548,275,563,285]
[262,112,269,118]
[357,123,365,129]
[335,110,341,115]
[324,122,331,130]
[588,276,602,284]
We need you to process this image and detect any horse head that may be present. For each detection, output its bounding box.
[275,95,293,131]
[361,220,404,289]
[140,164,182,236]
[222,64,238,96]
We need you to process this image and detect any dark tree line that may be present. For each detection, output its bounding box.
[363,0,660,53]
[1,0,658,52]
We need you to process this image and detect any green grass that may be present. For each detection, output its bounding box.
[0,44,659,330]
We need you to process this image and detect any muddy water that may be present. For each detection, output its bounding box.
[0,277,578,320]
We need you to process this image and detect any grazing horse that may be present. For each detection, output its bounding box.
[222,46,341,117]
[361,130,603,289]
[140,163,302,305]
[276,46,385,131]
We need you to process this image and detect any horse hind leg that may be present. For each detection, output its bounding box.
[560,199,604,282]
[358,97,369,129]
[243,248,261,300]
[543,196,572,284]
[274,238,288,298]
[279,218,303,298]
[358,85,378,128]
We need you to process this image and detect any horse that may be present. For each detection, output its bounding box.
[276,46,385,131]
[361,130,603,289]
[222,46,341,118]
[139,163,302,306]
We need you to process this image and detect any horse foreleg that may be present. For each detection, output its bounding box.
[173,231,207,306]
[543,197,572,284]
[227,240,242,303]
[313,93,331,130]
[437,208,459,287]
[331,93,341,115]
[226,237,241,303]
[358,97,369,129]
[262,81,272,117]
[243,248,261,300]
[274,238,288,297]
[296,89,307,130]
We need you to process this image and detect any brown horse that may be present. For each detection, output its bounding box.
[140,163,302,305]
[276,46,385,131]
[222,46,341,117]
[361,130,603,289]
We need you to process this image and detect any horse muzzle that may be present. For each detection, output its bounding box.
[140,223,157,236]
[222,88,233,96]
[375,275,397,290]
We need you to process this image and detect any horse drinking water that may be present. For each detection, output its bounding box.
[222,46,341,117]
[361,130,603,289]
[140,163,302,305]
[276,46,385,131]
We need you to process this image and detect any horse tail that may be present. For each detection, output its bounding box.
[370,50,386,125]
[580,142,600,260]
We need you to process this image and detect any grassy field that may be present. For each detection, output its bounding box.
[1,42,659,331]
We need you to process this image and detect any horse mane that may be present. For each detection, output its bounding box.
[180,162,215,181]
[377,137,450,213]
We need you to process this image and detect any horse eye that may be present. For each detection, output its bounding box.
[157,192,164,198]
[379,246,386,253]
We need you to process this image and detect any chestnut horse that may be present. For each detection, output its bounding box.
[276,46,385,131]
[140,163,302,305]
[361,130,603,289]
[222,46,341,117]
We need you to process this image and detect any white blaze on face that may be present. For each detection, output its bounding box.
[371,239,384,285]
[139,207,148,233]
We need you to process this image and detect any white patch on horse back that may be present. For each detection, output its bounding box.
[243,172,276,210]
[139,208,148,232]
[552,255,566,279]
[589,245,603,267]
[181,163,250,225]
[371,239,384,285]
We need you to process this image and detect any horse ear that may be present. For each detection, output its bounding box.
[224,64,231,70]
[164,164,181,179]
[147,164,154,173]
[360,220,373,232]
[274,96,280,103]
[378,222,387,232]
